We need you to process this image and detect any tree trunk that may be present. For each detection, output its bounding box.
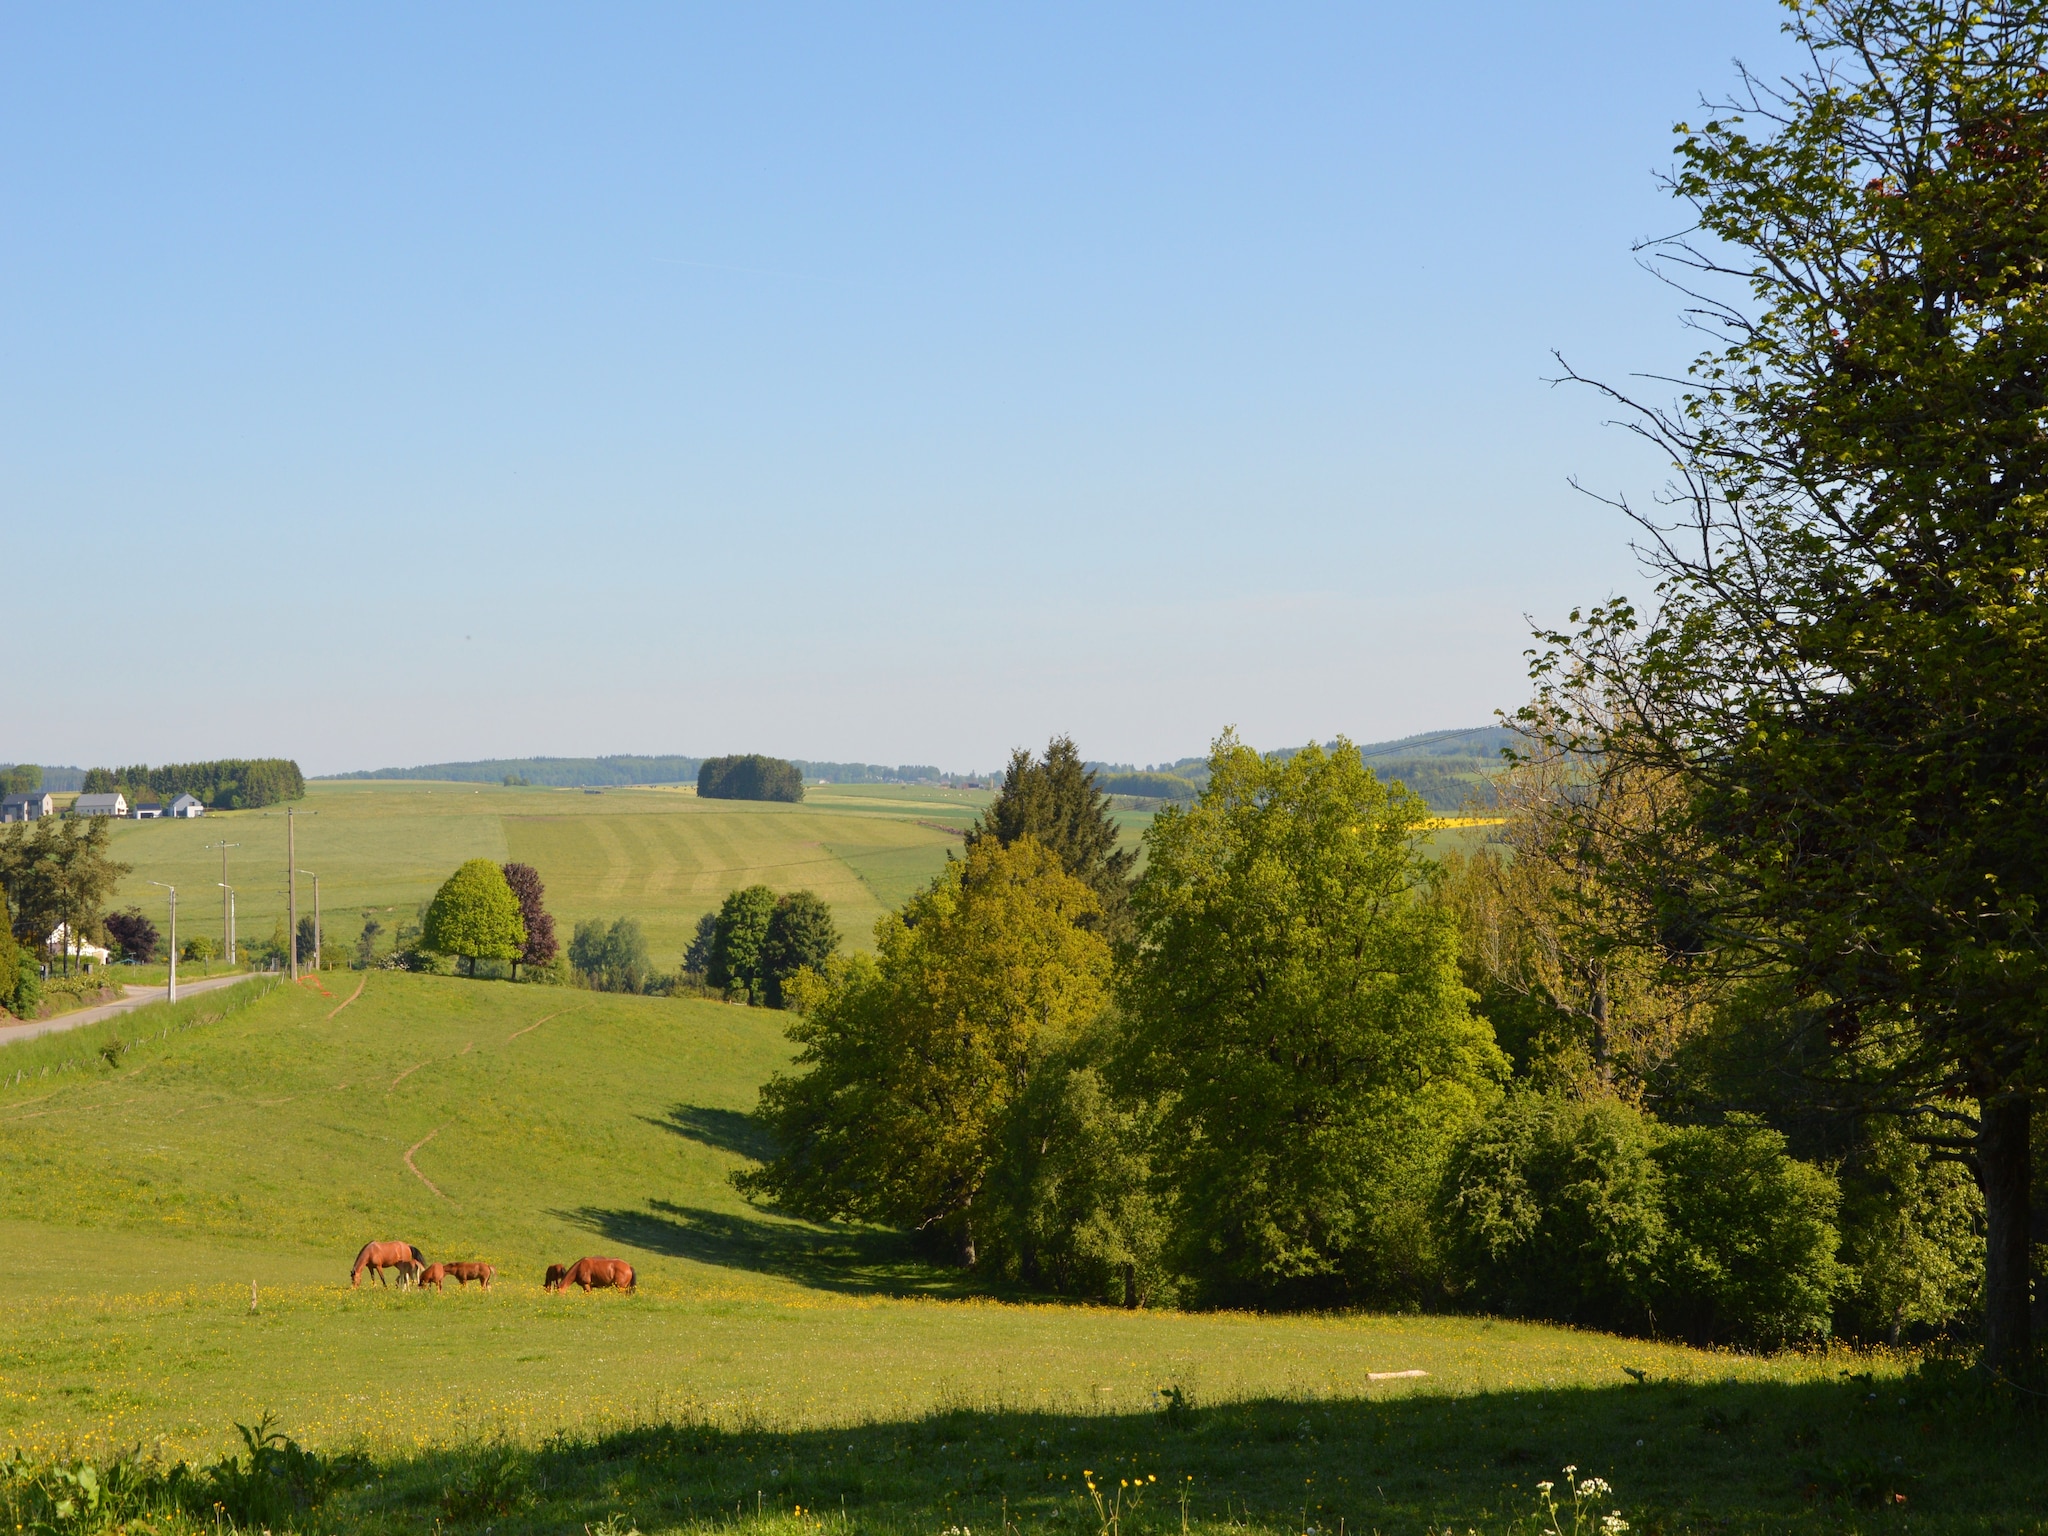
[1122,1262,1138,1310]
[959,1217,976,1269]
[1979,1093,2033,1375]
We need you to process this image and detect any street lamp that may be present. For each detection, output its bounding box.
[205,841,240,964]
[144,880,177,1004]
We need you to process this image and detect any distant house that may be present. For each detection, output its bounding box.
[72,793,128,817]
[1,791,54,823]
[133,803,165,820]
[45,923,111,968]
[170,794,205,818]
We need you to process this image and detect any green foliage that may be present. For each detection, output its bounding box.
[0,889,20,1016]
[968,736,1136,929]
[1439,1091,1668,1335]
[1837,1120,1982,1343]
[761,890,840,1006]
[1530,0,2048,1363]
[697,754,805,802]
[980,1017,1169,1304]
[421,858,526,975]
[568,916,656,993]
[179,934,217,964]
[81,758,303,809]
[0,815,130,971]
[1,764,41,795]
[1442,1094,1842,1349]
[707,885,777,1000]
[1120,734,1504,1307]
[738,837,1111,1265]
[1656,1117,1843,1350]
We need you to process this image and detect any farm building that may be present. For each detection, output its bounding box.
[72,793,128,817]
[170,794,204,817]
[1,791,54,822]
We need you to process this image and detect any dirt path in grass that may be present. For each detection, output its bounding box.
[0,972,255,1046]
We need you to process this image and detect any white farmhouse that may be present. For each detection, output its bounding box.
[72,793,128,817]
[45,923,111,968]
[170,794,205,818]
[1,791,54,822]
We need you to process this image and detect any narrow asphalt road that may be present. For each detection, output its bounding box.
[0,971,258,1047]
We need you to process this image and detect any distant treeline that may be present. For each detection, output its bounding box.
[82,759,304,809]
[1088,729,1512,814]
[324,754,962,787]
[0,765,85,793]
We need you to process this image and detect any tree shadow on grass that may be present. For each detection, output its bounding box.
[554,1199,968,1297]
[319,1367,2035,1535]
[643,1103,778,1163]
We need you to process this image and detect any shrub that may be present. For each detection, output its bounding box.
[180,934,217,964]
[1439,1090,1666,1334]
[1443,1096,1843,1347]
[1656,1116,1843,1348]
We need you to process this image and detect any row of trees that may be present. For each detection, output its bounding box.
[81,759,304,810]
[738,736,1858,1342]
[684,886,840,1005]
[419,860,558,977]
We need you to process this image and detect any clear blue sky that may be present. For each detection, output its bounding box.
[2,2,1796,776]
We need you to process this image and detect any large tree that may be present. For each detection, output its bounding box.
[966,736,1137,932]
[761,890,840,1007]
[501,862,558,979]
[1119,734,1504,1307]
[737,836,1111,1265]
[421,859,525,976]
[1539,0,2048,1369]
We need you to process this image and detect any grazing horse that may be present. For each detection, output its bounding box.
[416,1263,448,1290]
[546,1256,635,1293]
[445,1261,495,1289]
[351,1240,427,1289]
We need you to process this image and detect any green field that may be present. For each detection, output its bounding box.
[3,972,2042,1533]
[93,781,1007,967]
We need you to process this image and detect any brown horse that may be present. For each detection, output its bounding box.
[351,1240,426,1289]
[416,1263,448,1290]
[546,1257,635,1293]
[444,1261,495,1289]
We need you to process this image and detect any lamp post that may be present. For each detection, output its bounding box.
[295,870,321,973]
[144,881,177,1004]
[205,841,240,965]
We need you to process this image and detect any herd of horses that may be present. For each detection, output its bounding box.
[350,1240,635,1293]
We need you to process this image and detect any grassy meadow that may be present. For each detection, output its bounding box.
[94,781,1006,967]
[3,971,2043,1533]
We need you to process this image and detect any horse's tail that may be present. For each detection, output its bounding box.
[410,1244,425,1264]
